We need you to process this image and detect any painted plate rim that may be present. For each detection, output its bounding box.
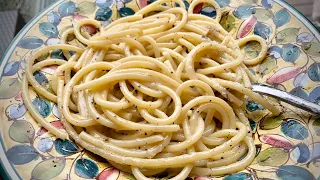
[0,0,319,179]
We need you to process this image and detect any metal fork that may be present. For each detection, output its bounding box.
[252,83,320,115]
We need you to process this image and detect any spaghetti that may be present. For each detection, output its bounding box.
[22,0,280,179]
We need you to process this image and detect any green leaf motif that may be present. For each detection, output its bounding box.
[257,56,277,76]
[219,12,235,32]
[31,157,66,180]
[254,8,273,21]
[276,28,300,44]
[276,165,315,180]
[0,78,21,99]
[303,42,320,57]
[36,53,50,61]
[254,147,288,166]
[9,121,35,143]
[244,41,262,59]
[260,114,284,130]
[313,117,320,132]
[76,1,96,15]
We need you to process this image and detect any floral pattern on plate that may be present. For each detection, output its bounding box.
[0,0,319,179]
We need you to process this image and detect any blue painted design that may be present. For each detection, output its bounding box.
[38,138,54,152]
[274,8,290,28]
[69,50,76,56]
[254,22,271,40]
[291,143,310,163]
[175,1,190,10]
[51,49,67,60]
[281,43,300,63]
[119,7,135,17]
[233,5,255,19]
[276,165,314,180]
[96,0,114,8]
[200,6,216,18]
[6,145,38,165]
[54,139,78,155]
[3,62,20,76]
[215,0,230,8]
[34,71,52,91]
[246,101,265,111]
[261,0,273,8]
[308,63,320,82]
[281,119,308,140]
[268,46,282,59]
[32,97,51,118]
[293,72,308,87]
[95,7,112,21]
[33,71,48,85]
[75,158,99,178]
[296,32,314,43]
[47,11,61,26]
[6,103,27,120]
[17,37,43,49]
[58,1,76,17]
[309,86,320,104]
[39,22,59,38]
[223,173,253,180]
[290,87,308,100]
[249,119,256,131]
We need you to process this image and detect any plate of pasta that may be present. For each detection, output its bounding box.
[0,0,320,179]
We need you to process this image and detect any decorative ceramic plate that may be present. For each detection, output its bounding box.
[0,0,319,179]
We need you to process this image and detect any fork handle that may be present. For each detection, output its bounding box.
[252,84,320,115]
